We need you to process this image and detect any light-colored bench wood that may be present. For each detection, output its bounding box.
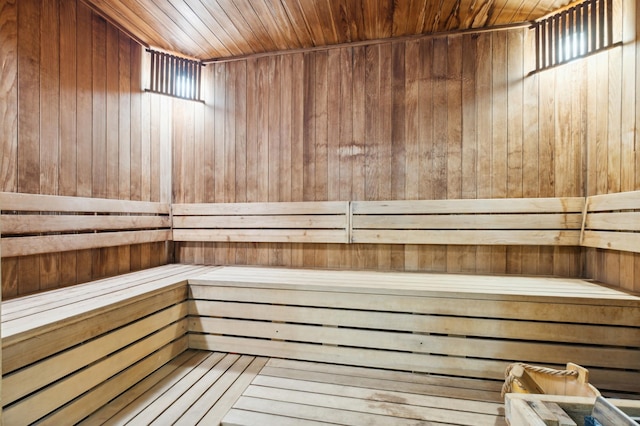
[582,190,640,253]
[351,197,585,245]
[81,351,267,425]
[1,264,211,425]
[223,358,507,426]
[188,266,640,395]
[172,201,350,243]
[2,264,639,424]
[0,192,171,257]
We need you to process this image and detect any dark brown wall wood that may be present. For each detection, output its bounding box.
[1,0,172,298]
[172,28,586,277]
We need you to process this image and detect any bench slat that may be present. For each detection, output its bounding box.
[0,192,170,214]
[1,229,170,257]
[189,334,508,380]
[581,191,640,253]
[2,266,201,341]
[3,302,187,405]
[353,213,583,229]
[190,317,639,370]
[1,214,170,234]
[3,286,188,374]
[189,267,633,301]
[190,300,640,346]
[351,229,581,245]
[174,215,347,229]
[2,264,194,321]
[172,201,349,215]
[4,320,187,425]
[582,231,640,253]
[189,285,640,325]
[586,212,640,231]
[173,229,349,243]
[587,190,640,212]
[351,198,585,214]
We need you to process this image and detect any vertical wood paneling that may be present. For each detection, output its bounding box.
[268,55,281,266]
[522,28,541,275]
[39,0,61,291]
[17,0,41,295]
[583,0,640,291]
[474,33,492,274]
[446,35,463,273]
[1,0,19,298]
[175,26,603,279]
[3,0,170,298]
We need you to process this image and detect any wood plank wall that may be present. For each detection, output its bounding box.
[173,28,587,278]
[0,0,172,299]
[584,0,640,292]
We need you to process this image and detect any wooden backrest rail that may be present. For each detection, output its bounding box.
[2,191,638,256]
[172,201,350,244]
[351,197,585,245]
[582,190,640,254]
[0,192,171,257]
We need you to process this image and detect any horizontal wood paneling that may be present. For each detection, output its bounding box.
[1,0,172,299]
[173,27,586,277]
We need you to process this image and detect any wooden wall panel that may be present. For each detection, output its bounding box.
[1,0,171,299]
[0,0,19,299]
[173,27,588,277]
[584,0,640,292]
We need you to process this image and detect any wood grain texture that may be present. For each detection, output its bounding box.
[79,0,572,60]
[3,0,171,298]
[189,266,640,395]
[583,0,639,291]
[172,27,595,276]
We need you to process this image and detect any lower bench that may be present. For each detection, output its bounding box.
[1,264,210,425]
[3,265,639,424]
[188,266,640,396]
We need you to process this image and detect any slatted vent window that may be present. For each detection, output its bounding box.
[533,0,615,71]
[147,49,202,101]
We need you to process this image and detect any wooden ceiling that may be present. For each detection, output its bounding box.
[84,0,572,61]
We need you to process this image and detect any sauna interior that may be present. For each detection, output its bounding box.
[1,0,640,424]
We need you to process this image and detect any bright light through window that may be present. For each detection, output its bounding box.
[146,49,202,101]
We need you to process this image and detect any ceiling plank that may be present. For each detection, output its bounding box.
[171,0,244,57]
[86,0,575,60]
[200,0,264,54]
[279,0,316,47]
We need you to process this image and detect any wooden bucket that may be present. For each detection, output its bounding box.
[505,362,601,397]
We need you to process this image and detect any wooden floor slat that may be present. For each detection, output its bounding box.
[258,365,503,403]
[79,350,202,425]
[223,409,336,426]
[91,352,507,425]
[88,351,267,425]
[223,358,507,426]
[249,375,503,416]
